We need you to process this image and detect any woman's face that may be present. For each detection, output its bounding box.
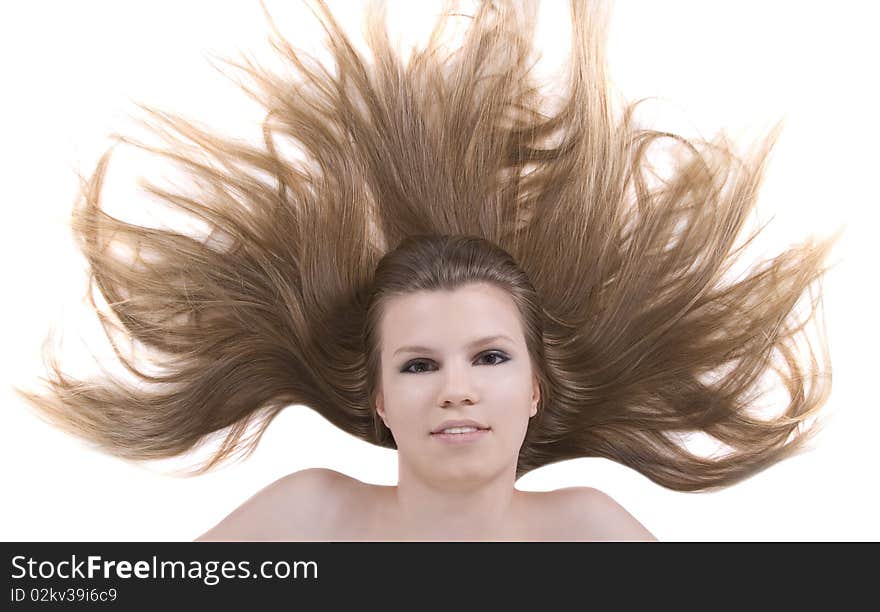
[375,282,540,487]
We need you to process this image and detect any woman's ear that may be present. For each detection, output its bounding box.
[530,376,540,418]
[376,391,386,424]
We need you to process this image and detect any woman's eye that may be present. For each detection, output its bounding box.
[401,351,509,374]
[405,361,432,374]
[480,352,507,366]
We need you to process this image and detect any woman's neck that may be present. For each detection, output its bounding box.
[380,464,527,540]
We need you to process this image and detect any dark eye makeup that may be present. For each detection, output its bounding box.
[400,351,510,374]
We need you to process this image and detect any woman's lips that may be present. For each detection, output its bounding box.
[430,428,491,444]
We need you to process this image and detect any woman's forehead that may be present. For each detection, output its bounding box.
[380,285,523,345]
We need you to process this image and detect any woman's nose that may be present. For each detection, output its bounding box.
[438,360,478,406]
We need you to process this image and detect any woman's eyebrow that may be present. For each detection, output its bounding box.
[393,334,515,357]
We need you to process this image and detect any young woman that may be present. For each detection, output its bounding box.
[196,249,658,541]
[14,0,840,540]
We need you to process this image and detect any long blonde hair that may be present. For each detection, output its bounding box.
[14,0,842,491]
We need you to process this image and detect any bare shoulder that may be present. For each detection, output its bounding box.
[194,468,355,541]
[551,486,658,542]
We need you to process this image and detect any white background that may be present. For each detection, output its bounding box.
[1,1,876,541]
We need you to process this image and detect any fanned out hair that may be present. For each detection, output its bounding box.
[14,0,843,491]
